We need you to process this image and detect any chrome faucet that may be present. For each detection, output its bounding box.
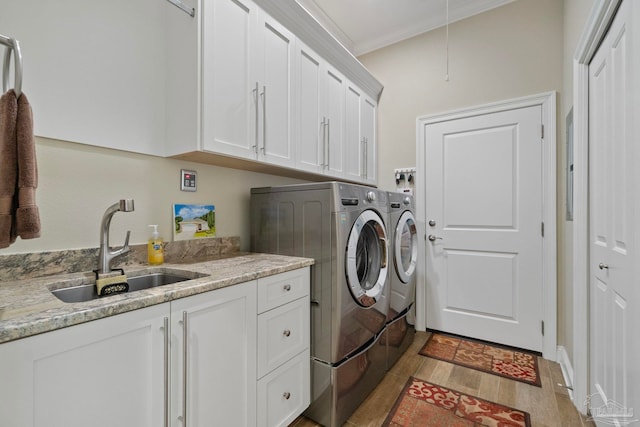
[97,199,135,274]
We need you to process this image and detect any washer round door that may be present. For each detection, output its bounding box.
[345,210,388,307]
[394,211,418,283]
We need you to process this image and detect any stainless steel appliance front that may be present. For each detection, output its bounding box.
[385,191,418,370]
[251,182,390,427]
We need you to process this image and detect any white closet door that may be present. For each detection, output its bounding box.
[588,0,636,421]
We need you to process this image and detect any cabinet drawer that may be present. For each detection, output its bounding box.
[258,268,309,313]
[257,296,310,378]
[257,349,310,427]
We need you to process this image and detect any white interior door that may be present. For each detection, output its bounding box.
[425,105,544,352]
[588,0,635,420]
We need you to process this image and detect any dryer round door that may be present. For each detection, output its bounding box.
[394,211,418,283]
[345,210,388,307]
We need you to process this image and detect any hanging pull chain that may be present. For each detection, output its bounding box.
[445,0,450,82]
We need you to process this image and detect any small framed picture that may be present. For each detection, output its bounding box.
[173,204,216,241]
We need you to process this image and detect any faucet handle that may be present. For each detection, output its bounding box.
[122,230,131,252]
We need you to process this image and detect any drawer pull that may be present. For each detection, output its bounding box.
[283,329,291,337]
[283,284,291,292]
[283,392,291,400]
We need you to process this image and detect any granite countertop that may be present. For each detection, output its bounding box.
[0,252,314,344]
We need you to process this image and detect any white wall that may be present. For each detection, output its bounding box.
[1,137,302,254]
[359,0,564,191]
[358,0,566,342]
[358,0,597,372]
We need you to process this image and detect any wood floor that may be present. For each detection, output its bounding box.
[290,331,594,427]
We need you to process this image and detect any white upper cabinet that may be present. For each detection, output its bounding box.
[4,0,381,184]
[0,0,168,156]
[344,82,377,184]
[201,0,259,160]
[254,13,295,167]
[297,43,377,184]
[344,84,363,181]
[296,42,324,174]
[324,66,346,177]
[361,95,377,185]
[200,0,294,166]
[296,42,347,178]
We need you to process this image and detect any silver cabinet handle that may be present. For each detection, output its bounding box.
[599,263,609,270]
[326,118,331,169]
[253,82,259,154]
[283,392,291,400]
[283,329,291,337]
[181,311,188,427]
[428,235,443,242]
[283,284,291,292]
[360,136,367,178]
[364,137,368,178]
[261,85,266,154]
[320,117,327,167]
[163,317,169,427]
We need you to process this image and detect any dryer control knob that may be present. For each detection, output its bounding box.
[366,191,376,202]
[403,197,411,206]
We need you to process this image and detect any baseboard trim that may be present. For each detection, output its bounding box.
[556,346,575,401]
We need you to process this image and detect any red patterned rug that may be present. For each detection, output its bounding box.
[419,332,541,387]
[382,377,531,427]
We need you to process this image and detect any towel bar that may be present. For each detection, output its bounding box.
[0,34,22,97]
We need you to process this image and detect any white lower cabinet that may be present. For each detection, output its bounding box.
[0,303,169,427]
[257,349,310,427]
[171,280,258,427]
[0,268,310,427]
[256,268,311,427]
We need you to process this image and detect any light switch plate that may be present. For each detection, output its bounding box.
[180,169,197,192]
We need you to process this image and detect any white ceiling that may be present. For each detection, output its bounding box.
[296,0,517,56]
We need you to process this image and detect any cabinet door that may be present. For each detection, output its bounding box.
[296,42,324,173]
[344,83,363,181]
[0,0,167,155]
[361,95,377,184]
[171,281,257,427]
[256,11,295,167]
[0,304,169,427]
[202,0,259,159]
[323,66,346,177]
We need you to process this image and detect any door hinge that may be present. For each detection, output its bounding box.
[541,320,545,336]
[541,124,544,139]
[541,222,545,237]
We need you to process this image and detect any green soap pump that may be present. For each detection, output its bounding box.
[147,225,164,265]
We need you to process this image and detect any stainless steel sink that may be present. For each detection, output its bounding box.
[51,272,202,303]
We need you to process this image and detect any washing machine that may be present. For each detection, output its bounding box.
[250,182,390,427]
[385,191,418,369]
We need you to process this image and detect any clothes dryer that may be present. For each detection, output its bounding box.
[251,182,390,427]
[385,191,418,369]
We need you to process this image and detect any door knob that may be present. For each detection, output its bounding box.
[598,263,609,270]
[428,235,442,242]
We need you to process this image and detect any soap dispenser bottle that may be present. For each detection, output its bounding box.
[147,225,164,265]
